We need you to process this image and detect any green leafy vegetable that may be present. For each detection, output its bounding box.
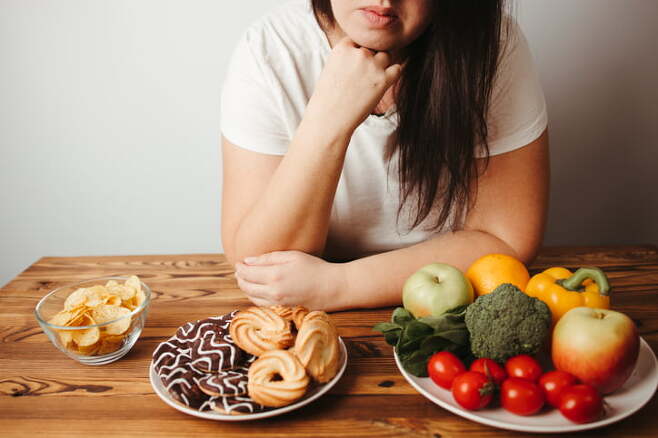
[373,305,472,377]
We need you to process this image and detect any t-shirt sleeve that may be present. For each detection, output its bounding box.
[220,30,289,155]
[482,18,548,157]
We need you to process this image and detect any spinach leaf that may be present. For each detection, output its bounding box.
[373,322,402,346]
[435,328,469,346]
[372,322,400,332]
[397,320,433,354]
[419,334,451,353]
[373,306,472,377]
[401,349,431,377]
[392,307,414,326]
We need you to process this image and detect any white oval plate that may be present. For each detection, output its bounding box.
[150,337,348,421]
[395,337,658,433]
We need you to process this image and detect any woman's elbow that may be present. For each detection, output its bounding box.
[506,234,543,267]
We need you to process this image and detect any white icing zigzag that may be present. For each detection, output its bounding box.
[190,330,241,372]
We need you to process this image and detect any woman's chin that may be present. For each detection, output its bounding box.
[349,34,398,52]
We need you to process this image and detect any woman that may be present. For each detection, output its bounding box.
[221,0,548,311]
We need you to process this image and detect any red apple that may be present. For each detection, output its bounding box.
[552,307,639,394]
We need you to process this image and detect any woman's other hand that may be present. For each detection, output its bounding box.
[234,251,348,311]
[304,37,401,137]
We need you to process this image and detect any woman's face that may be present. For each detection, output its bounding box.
[329,0,433,53]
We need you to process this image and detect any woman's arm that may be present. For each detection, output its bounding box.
[222,124,348,266]
[222,39,400,265]
[340,129,549,309]
[235,129,549,311]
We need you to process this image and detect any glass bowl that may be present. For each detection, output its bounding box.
[34,276,151,365]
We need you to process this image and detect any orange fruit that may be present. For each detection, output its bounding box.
[466,253,530,297]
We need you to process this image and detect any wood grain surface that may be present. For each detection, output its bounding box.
[1,246,657,437]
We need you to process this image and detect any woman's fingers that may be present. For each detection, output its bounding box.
[243,250,301,266]
[235,262,273,285]
[385,63,402,85]
[235,276,271,299]
[373,50,391,68]
[247,296,275,307]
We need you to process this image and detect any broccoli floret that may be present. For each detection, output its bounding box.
[465,283,551,363]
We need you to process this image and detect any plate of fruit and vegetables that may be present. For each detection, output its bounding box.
[376,267,658,434]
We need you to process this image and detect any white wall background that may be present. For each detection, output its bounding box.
[1,0,657,287]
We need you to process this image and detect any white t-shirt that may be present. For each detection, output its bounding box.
[220,0,547,261]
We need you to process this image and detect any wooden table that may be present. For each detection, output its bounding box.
[1,246,657,437]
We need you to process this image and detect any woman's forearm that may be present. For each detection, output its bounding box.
[226,39,401,264]
[335,229,523,311]
[232,117,351,261]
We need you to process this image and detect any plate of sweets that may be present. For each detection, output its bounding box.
[150,305,347,420]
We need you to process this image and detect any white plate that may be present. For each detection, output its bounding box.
[150,337,348,421]
[394,337,658,433]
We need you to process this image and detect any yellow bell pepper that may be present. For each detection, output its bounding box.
[525,266,610,324]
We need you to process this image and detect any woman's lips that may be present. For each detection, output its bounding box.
[361,7,398,27]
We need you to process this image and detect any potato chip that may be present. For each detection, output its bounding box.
[97,338,123,355]
[91,304,123,324]
[71,315,100,347]
[125,275,141,295]
[57,330,74,349]
[103,293,122,306]
[64,286,105,310]
[48,309,75,326]
[77,340,101,356]
[64,288,88,310]
[65,306,90,326]
[84,286,107,307]
[122,286,137,302]
[92,305,131,335]
[105,279,119,288]
[135,289,146,308]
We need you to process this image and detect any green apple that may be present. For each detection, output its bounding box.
[402,263,474,318]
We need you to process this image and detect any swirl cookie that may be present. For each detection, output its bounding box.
[190,329,243,373]
[229,307,294,356]
[248,349,310,407]
[270,305,309,330]
[294,311,340,383]
[197,367,249,397]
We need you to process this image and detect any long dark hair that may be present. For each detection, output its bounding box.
[312,0,507,230]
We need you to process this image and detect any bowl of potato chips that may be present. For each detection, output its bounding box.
[34,275,151,365]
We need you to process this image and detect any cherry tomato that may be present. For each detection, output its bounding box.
[451,371,494,410]
[505,355,543,382]
[559,384,604,424]
[500,377,545,416]
[427,351,466,389]
[470,358,507,385]
[539,370,578,407]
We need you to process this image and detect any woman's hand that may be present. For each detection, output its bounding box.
[234,251,348,311]
[303,37,401,138]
